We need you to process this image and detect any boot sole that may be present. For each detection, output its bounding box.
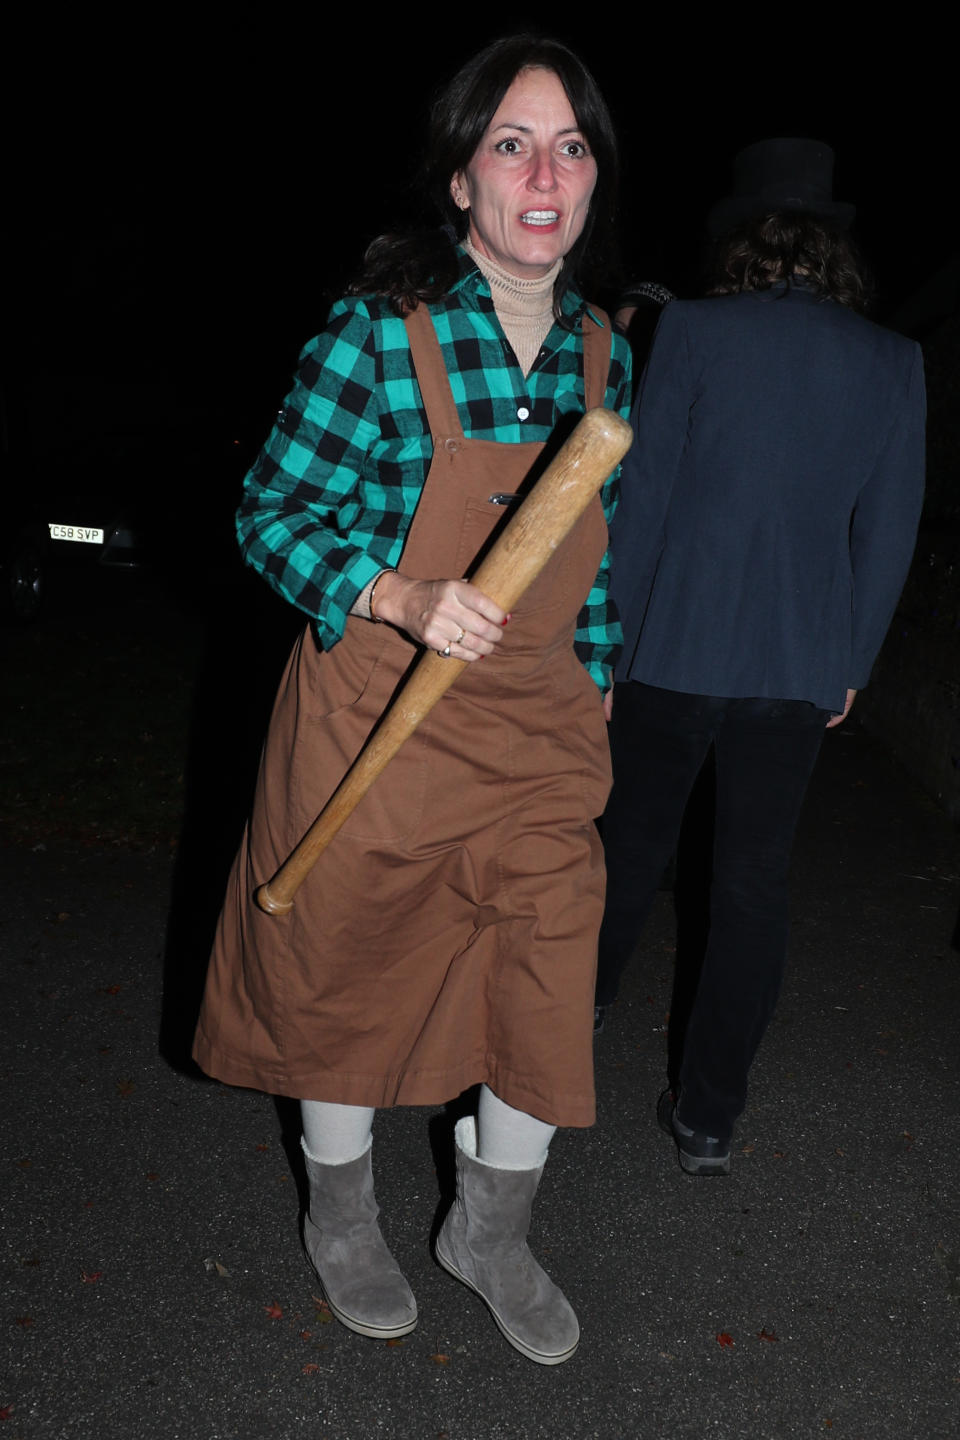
[305,1247,418,1340]
[434,1236,579,1366]
[677,1149,731,1176]
[323,1294,419,1340]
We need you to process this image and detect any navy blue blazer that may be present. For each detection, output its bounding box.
[610,285,926,713]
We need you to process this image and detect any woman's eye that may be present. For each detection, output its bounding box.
[561,140,588,158]
[495,138,522,155]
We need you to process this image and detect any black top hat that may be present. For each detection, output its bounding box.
[707,138,855,239]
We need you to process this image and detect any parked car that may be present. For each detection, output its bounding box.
[1,427,250,622]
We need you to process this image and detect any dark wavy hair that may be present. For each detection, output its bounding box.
[708,212,873,312]
[349,35,619,324]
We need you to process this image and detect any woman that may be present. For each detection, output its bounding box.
[193,36,631,1365]
[595,139,925,1173]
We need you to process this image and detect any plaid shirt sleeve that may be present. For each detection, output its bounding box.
[573,327,633,692]
[236,299,413,645]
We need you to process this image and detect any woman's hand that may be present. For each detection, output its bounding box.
[372,573,507,660]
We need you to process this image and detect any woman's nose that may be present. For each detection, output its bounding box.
[527,150,558,192]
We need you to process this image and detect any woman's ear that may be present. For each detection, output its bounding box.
[450,174,469,211]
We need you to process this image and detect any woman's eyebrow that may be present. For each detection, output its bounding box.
[490,122,583,136]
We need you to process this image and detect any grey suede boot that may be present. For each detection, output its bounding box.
[434,1116,579,1365]
[302,1138,417,1339]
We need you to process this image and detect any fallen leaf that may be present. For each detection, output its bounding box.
[757,1328,778,1343]
[255,1144,269,1152]
[431,1353,451,1366]
[386,1338,405,1348]
[299,1329,312,1340]
[741,1144,755,1155]
[834,1149,845,1157]
[201,1257,231,1278]
[15,1317,34,1328]
[302,1363,319,1374]
[116,1080,135,1097]
[264,1301,283,1320]
[102,984,122,995]
[81,1270,102,1284]
[716,1332,735,1348]
[146,1173,160,1182]
[773,1150,785,1159]
[0,1405,12,1421]
[16,1159,31,1170]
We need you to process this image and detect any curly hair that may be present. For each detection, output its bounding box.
[708,212,873,313]
[349,34,619,323]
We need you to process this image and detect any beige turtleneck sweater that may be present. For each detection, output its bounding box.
[462,236,560,376]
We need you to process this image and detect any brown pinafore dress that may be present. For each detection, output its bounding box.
[193,304,613,1127]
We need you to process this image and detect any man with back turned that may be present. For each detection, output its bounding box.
[597,138,926,1174]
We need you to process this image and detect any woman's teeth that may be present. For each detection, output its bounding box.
[521,211,559,226]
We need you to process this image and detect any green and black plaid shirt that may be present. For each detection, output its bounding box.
[238,249,632,689]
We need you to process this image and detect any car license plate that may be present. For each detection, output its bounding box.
[49,523,105,544]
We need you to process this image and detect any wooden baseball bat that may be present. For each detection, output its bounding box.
[255,406,632,915]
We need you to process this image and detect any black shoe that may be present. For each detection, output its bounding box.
[593,1005,607,1036]
[657,1090,731,1176]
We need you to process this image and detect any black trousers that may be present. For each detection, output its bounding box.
[596,682,828,1139]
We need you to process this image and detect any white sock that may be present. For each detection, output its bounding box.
[476,1084,556,1170]
[300,1100,375,1165]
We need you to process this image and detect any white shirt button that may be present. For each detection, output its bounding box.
[517,406,530,421]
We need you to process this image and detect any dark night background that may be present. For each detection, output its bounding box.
[3,26,959,1437]
[8,19,955,490]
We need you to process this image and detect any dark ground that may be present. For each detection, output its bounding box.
[2,580,959,1439]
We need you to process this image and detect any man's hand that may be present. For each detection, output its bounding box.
[826,688,857,728]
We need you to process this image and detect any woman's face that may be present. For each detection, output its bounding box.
[452,67,598,280]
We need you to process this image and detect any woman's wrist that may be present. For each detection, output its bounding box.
[368,567,396,622]
[368,569,408,628]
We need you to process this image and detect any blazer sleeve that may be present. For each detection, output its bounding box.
[848,342,926,688]
[609,302,692,677]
